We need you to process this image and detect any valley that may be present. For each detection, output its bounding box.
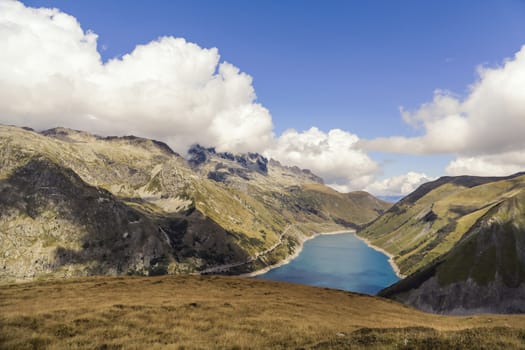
[2,2,525,348]
[0,124,390,281]
[2,123,525,348]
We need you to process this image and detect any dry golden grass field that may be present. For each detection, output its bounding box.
[1,275,525,349]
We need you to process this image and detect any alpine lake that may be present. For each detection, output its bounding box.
[256,232,399,295]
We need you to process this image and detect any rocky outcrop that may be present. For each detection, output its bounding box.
[383,275,525,315]
[269,159,324,184]
[188,144,268,176]
[0,158,172,278]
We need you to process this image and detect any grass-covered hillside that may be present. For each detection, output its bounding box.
[379,190,525,314]
[358,173,525,314]
[2,275,525,349]
[0,124,390,282]
[359,173,525,276]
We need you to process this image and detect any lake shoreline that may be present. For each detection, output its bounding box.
[352,234,405,279]
[244,228,405,280]
[242,230,353,278]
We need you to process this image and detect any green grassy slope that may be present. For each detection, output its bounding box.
[379,191,525,314]
[359,173,525,276]
[300,184,390,227]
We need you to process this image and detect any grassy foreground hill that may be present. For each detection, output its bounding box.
[2,275,525,349]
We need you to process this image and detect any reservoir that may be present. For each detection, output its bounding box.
[256,232,400,295]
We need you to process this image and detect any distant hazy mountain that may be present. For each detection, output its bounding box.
[377,195,404,203]
[0,125,390,282]
[360,173,525,313]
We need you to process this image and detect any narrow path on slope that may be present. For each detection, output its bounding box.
[198,224,296,274]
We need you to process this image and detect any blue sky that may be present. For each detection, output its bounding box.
[5,0,525,194]
[23,0,525,135]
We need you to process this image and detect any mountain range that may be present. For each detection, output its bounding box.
[0,124,389,281]
[2,123,525,316]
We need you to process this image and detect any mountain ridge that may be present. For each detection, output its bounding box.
[379,190,525,314]
[359,171,525,314]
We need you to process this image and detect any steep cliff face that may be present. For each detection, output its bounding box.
[379,192,525,314]
[0,125,389,281]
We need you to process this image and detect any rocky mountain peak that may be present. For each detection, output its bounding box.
[232,152,268,175]
[187,144,268,177]
[187,144,214,167]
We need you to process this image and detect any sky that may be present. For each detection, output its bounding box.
[2,0,525,195]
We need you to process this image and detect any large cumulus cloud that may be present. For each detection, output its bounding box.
[362,45,525,176]
[0,0,380,192]
[0,0,274,153]
[446,151,525,176]
[265,127,378,191]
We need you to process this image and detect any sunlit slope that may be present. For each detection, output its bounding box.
[380,190,525,314]
[359,173,525,276]
[2,275,525,349]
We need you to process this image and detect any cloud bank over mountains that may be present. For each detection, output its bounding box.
[364,172,435,197]
[1,1,524,195]
[0,1,274,153]
[0,0,377,192]
[266,127,378,191]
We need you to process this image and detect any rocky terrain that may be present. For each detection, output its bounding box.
[0,124,390,282]
[359,173,525,313]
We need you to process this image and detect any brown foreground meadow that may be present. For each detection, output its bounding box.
[1,275,525,349]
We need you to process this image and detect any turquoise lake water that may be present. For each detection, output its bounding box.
[256,233,400,295]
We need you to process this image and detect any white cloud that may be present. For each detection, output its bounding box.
[11,1,522,195]
[364,172,435,196]
[0,1,382,193]
[0,0,274,154]
[361,45,525,176]
[364,47,525,156]
[446,151,525,176]
[266,127,379,191]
